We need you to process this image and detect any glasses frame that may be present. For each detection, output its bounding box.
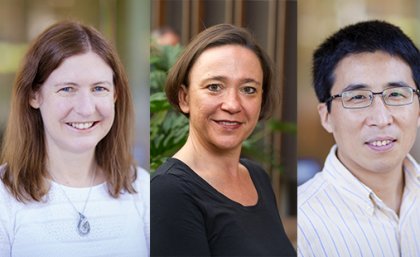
[326,86,420,109]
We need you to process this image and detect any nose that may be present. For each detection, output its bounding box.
[366,95,393,127]
[220,89,241,114]
[74,91,96,116]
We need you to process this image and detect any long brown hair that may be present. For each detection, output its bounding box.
[0,21,136,202]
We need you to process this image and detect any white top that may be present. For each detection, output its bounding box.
[298,145,420,257]
[0,166,150,257]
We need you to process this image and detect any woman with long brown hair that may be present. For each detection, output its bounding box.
[0,21,149,256]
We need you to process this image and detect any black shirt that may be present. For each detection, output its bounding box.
[151,158,296,256]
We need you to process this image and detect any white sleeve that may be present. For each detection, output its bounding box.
[134,167,150,257]
[0,182,13,257]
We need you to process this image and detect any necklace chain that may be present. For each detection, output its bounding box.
[58,175,95,215]
[51,167,97,236]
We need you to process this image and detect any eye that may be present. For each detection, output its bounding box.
[387,91,406,98]
[93,86,108,92]
[207,84,222,92]
[350,94,367,100]
[240,86,257,94]
[389,92,403,98]
[342,90,371,103]
[58,87,75,93]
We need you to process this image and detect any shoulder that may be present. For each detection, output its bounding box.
[0,164,21,229]
[152,158,189,178]
[151,159,198,207]
[133,166,150,197]
[131,167,150,227]
[0,164,15,204]
[298,171,330,209]
[151,158,192,191]
[240,158,271,183]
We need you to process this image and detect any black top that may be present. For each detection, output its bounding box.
[151,158,296,257]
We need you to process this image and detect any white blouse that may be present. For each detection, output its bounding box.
[0,167,150,257]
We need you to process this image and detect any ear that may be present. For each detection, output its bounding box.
[29,91,42,109]
[318,103,333,133]
[178,85,190,114]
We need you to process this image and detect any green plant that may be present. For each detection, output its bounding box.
[150,43,188,171]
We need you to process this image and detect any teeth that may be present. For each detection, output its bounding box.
[69,122,94,130]
[219,121,240,125]
[371,140,391,147]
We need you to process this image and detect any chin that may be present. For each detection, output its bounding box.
[212,139,243,151]
[364,160,400,174]
[63,139,101,154]
[68,145,97,154]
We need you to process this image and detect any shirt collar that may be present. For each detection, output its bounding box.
[402,154,420,193]
[323,145,420,215]
[323,145,420,216]
[323,145,376,215]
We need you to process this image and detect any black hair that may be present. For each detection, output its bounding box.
[313,20,420,111]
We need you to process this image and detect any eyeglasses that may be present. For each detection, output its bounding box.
[326,86,420,109]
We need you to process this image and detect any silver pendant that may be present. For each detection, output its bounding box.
[77,212,90,236]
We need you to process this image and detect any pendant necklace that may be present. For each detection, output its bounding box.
[53,168,97,236]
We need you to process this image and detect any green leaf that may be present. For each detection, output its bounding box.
[269,120,297,134]
[150,92,171,113]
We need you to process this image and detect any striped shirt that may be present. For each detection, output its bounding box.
[298,145,420,257]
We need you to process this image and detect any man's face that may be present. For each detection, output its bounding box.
[318,51,420,177]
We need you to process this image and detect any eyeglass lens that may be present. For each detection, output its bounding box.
[341,87,414,108]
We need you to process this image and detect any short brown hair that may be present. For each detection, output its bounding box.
[1,21,136,202]
[165,23,276,120]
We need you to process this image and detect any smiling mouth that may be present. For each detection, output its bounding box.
[365,138,397,148]
[369,140,393,147]
[67,122,97,130]
[216,121,242,125]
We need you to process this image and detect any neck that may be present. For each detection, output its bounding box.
[365,171,404,215]
[349,163,405,215]
[47,145,99,187]
[174,135,242,178]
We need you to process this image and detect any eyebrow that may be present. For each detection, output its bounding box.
[54,82,78,87]
[387,81,411,88]
[92,81,113,87]
[54,81,113,87]
[202,75,261,86]
[342,81,411,92]
[341,83,368,92]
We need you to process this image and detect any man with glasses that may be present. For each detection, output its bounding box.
[298,20,420,257]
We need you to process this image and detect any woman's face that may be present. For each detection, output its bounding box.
[30,51,115,154]
[179,45,263,152]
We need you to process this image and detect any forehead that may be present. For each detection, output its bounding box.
[331,51,415,92]
[45,51,113,84]
[189,45,263,81]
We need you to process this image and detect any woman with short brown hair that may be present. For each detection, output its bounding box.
[151,24,295,256]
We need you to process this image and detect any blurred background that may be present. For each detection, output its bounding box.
[297,0,420,185]
[0,0,150,169]
[151,0,297,246]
